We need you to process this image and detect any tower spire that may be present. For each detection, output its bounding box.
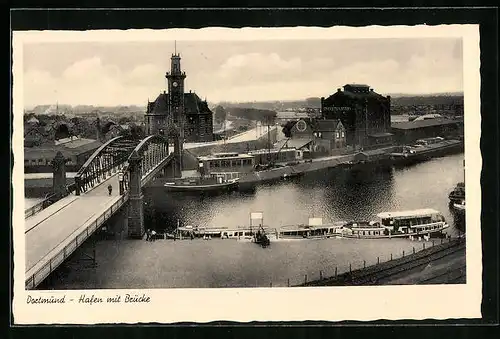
[174,40,177,55]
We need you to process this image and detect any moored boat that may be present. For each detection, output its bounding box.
[390,137,463,166]
[278,220,345,240]
[448,182,465,204]
[163,174,239,192]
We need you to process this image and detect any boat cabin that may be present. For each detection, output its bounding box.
[248,148,302,165]
[198,152,255,175]
[342,221,388,237]
[279,222,344,238]
[377,209,446,234]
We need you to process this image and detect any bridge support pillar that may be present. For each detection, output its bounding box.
[52,151,67,199]
[173,138,183,178]
[127,151,145,239]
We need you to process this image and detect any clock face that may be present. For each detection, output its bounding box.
[172,82,178,87]
[296,119,307,132]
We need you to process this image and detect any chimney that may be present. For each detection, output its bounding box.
[337,88,341,92]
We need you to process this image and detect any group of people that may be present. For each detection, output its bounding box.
[145,229,157,242]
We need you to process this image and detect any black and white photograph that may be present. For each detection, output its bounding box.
[12,24,482,323]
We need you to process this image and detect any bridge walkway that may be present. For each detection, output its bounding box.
[25,175,122,288]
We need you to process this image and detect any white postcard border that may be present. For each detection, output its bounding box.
[12,24,482,324]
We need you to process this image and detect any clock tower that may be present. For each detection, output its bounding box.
[165,52,186,175]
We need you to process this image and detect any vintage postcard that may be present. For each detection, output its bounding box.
[12,24,481,324]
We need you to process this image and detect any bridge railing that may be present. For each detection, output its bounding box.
[25,192,130,290]
[74,136,138,195]
[24,182,77,219]
[120,135,170,193]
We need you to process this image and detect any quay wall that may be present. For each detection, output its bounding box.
[296,237,466,287]
[239,146,396,186]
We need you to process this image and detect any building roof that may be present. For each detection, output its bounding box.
[24,147,73,160]
[147,92,213,115]
[184,92,212,115]
[344,83,370,88]
[198,153,254,161]
[377,208,441,219]
[27,116,39,124]
[312,119,342,132]
[276,138,313,150]
[368,132,394,138]
[324,84,388,102]
[24,137,102,160]
[391,118,462,130]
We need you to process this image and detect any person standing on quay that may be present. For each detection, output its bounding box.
[146,229,151,242]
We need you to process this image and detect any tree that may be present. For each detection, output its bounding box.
[214,105,227,123]
[128,124,145,140]
[118,116,132,125]
[281,121,296,138]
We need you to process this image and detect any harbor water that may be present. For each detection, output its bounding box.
[38,153,465,289]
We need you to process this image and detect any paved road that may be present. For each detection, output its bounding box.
[228,125,276,143]
[25,175,120,273]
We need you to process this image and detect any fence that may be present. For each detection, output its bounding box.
[24,182,77,219]
[24,158,127,219]
[264,236,464,288]
[25,193,130,290]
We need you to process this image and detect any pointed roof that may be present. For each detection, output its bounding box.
[146,92,213,115]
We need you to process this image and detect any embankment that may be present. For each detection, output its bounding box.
[297,237,466,286]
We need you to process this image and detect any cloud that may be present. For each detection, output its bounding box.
[216,53,302,83]
[22,40,463,107]
[326,56,462,95]
[23,57,166,106]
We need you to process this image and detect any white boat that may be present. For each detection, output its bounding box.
[341,208,449,239]
[278,222,345,240]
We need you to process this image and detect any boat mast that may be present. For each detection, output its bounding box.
[364,98,368,149]
[267,115,271,163]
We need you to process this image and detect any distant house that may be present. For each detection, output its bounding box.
[391,118,464,144]
[26,116,40,125]
[24,137,102,173]
[281,118,347,156]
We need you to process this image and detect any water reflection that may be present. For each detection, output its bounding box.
[144,155,464,236]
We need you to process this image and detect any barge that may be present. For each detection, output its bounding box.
[390,137,463,166]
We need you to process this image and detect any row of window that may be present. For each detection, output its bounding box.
[383,217,439,227]
[352,229,383,236]
[25,158,76,166]
[208,159,254,168]
[313,131,346,139]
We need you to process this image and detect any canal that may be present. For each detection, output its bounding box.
[40,153,466,289]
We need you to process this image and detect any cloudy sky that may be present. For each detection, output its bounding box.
[22,37,463,107]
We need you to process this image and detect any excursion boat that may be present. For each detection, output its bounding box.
[163,173,239,192]
[449,182,465,204]
[390,137,463,166]
[341,208,449,239]
[277,221,345,240]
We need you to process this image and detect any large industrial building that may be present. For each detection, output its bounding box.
[145,52,214,143]
[321,84,393,149]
